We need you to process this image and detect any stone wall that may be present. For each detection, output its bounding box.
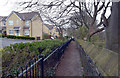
[78,40,118,76]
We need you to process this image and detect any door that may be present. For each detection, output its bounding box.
[15,30,20,36]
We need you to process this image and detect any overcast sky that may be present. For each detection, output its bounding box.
[0,0,119,17]
[0,0,39,16]
[0,0,13,16]
[0,0,114,16]
[0,0,114,25]
[0,0,55,16]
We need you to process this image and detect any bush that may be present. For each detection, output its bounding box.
[6,35,35,40]
[0,34,6,38]
[7,35,16,39]
[2,39,64,76]
[43,33,51,39]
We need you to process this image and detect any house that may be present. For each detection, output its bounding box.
[0,16,7,34]
[5,11,43,39]
[0,11,59,39]
[43,24,59,37]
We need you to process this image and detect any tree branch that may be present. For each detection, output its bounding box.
[90,27,105,37]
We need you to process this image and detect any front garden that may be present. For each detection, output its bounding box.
[1,39,64,77]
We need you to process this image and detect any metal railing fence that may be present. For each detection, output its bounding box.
[5,38,73,78]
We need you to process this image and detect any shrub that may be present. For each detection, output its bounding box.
[6,35,35,40]
[7,35,16,39]
[0,34,6,38]
[43,33,51,39]
[2,39,64,76]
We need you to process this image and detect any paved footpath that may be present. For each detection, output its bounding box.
[55,41,83,76]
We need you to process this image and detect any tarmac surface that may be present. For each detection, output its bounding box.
[55,41,83,76]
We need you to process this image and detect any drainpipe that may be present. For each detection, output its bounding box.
[42,23,43,39]
[31,20,32,37]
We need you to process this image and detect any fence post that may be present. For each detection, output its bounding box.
[5,74,13,78]
[40,55,44,78]
[57,47,61,61]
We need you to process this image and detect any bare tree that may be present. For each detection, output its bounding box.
[16,0,111,39]
[7,0,120,53]
[69,11,90,29]
[41,0,111,38]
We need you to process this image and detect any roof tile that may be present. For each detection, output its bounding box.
[14,11,39,20]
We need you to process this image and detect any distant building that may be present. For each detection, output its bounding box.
[0,16,7,35]
[0,11,59,39]
[43,24,59,37]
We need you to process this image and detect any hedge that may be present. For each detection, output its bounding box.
[0,34,6,38]
[43,33,51,39]
[2,39,64,76]
[6,35,35,40]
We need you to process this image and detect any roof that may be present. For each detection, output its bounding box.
[6,11,41,21]
[14,11,39,20]
[0,16,3,20]
[0,16,7,22]
[44,24,54,30]
[55,28,59,32]
[0,26,6,30]
[2,17,7,21]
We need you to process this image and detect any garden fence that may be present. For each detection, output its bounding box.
[5,38,74,78]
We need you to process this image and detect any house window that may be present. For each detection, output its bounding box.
[9,30,14,35]
[24,30,29,35]
[53,33,55,36]
[49,30,52,34]
[16,20,19,24]
[25,20,29,26]
[0,30,2,34]
[2,21,5,26]
[9,20,13,25]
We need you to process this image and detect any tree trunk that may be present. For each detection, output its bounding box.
[105,2,120,53]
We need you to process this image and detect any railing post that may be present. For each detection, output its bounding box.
[5,74,13,78]
[40,55,44,78]
[58,47,61,61]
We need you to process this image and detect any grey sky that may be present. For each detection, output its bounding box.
[0,0,54,16]
[0,0,113,16]
[0,0,14,16]
[0,0,112,25]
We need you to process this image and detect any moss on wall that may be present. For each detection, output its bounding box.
[78,39,118,76]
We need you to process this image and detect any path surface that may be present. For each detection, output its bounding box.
[0,38,36,48]
[55,41,83,76]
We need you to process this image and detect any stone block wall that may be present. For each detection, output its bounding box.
[78,40,118,76]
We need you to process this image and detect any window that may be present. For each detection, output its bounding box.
[2,21,5,26]
[24,30,29,35]
[49,32,52,34]
[25,20,29,25]
[9,30,13,35]
[16,20,19,24]
[49,30,51,34]
[9,20,13,25]
[0,30,2,34]
[53,33,55,36]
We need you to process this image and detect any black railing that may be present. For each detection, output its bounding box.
[78,44,101,76]
[5,38,73,78]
